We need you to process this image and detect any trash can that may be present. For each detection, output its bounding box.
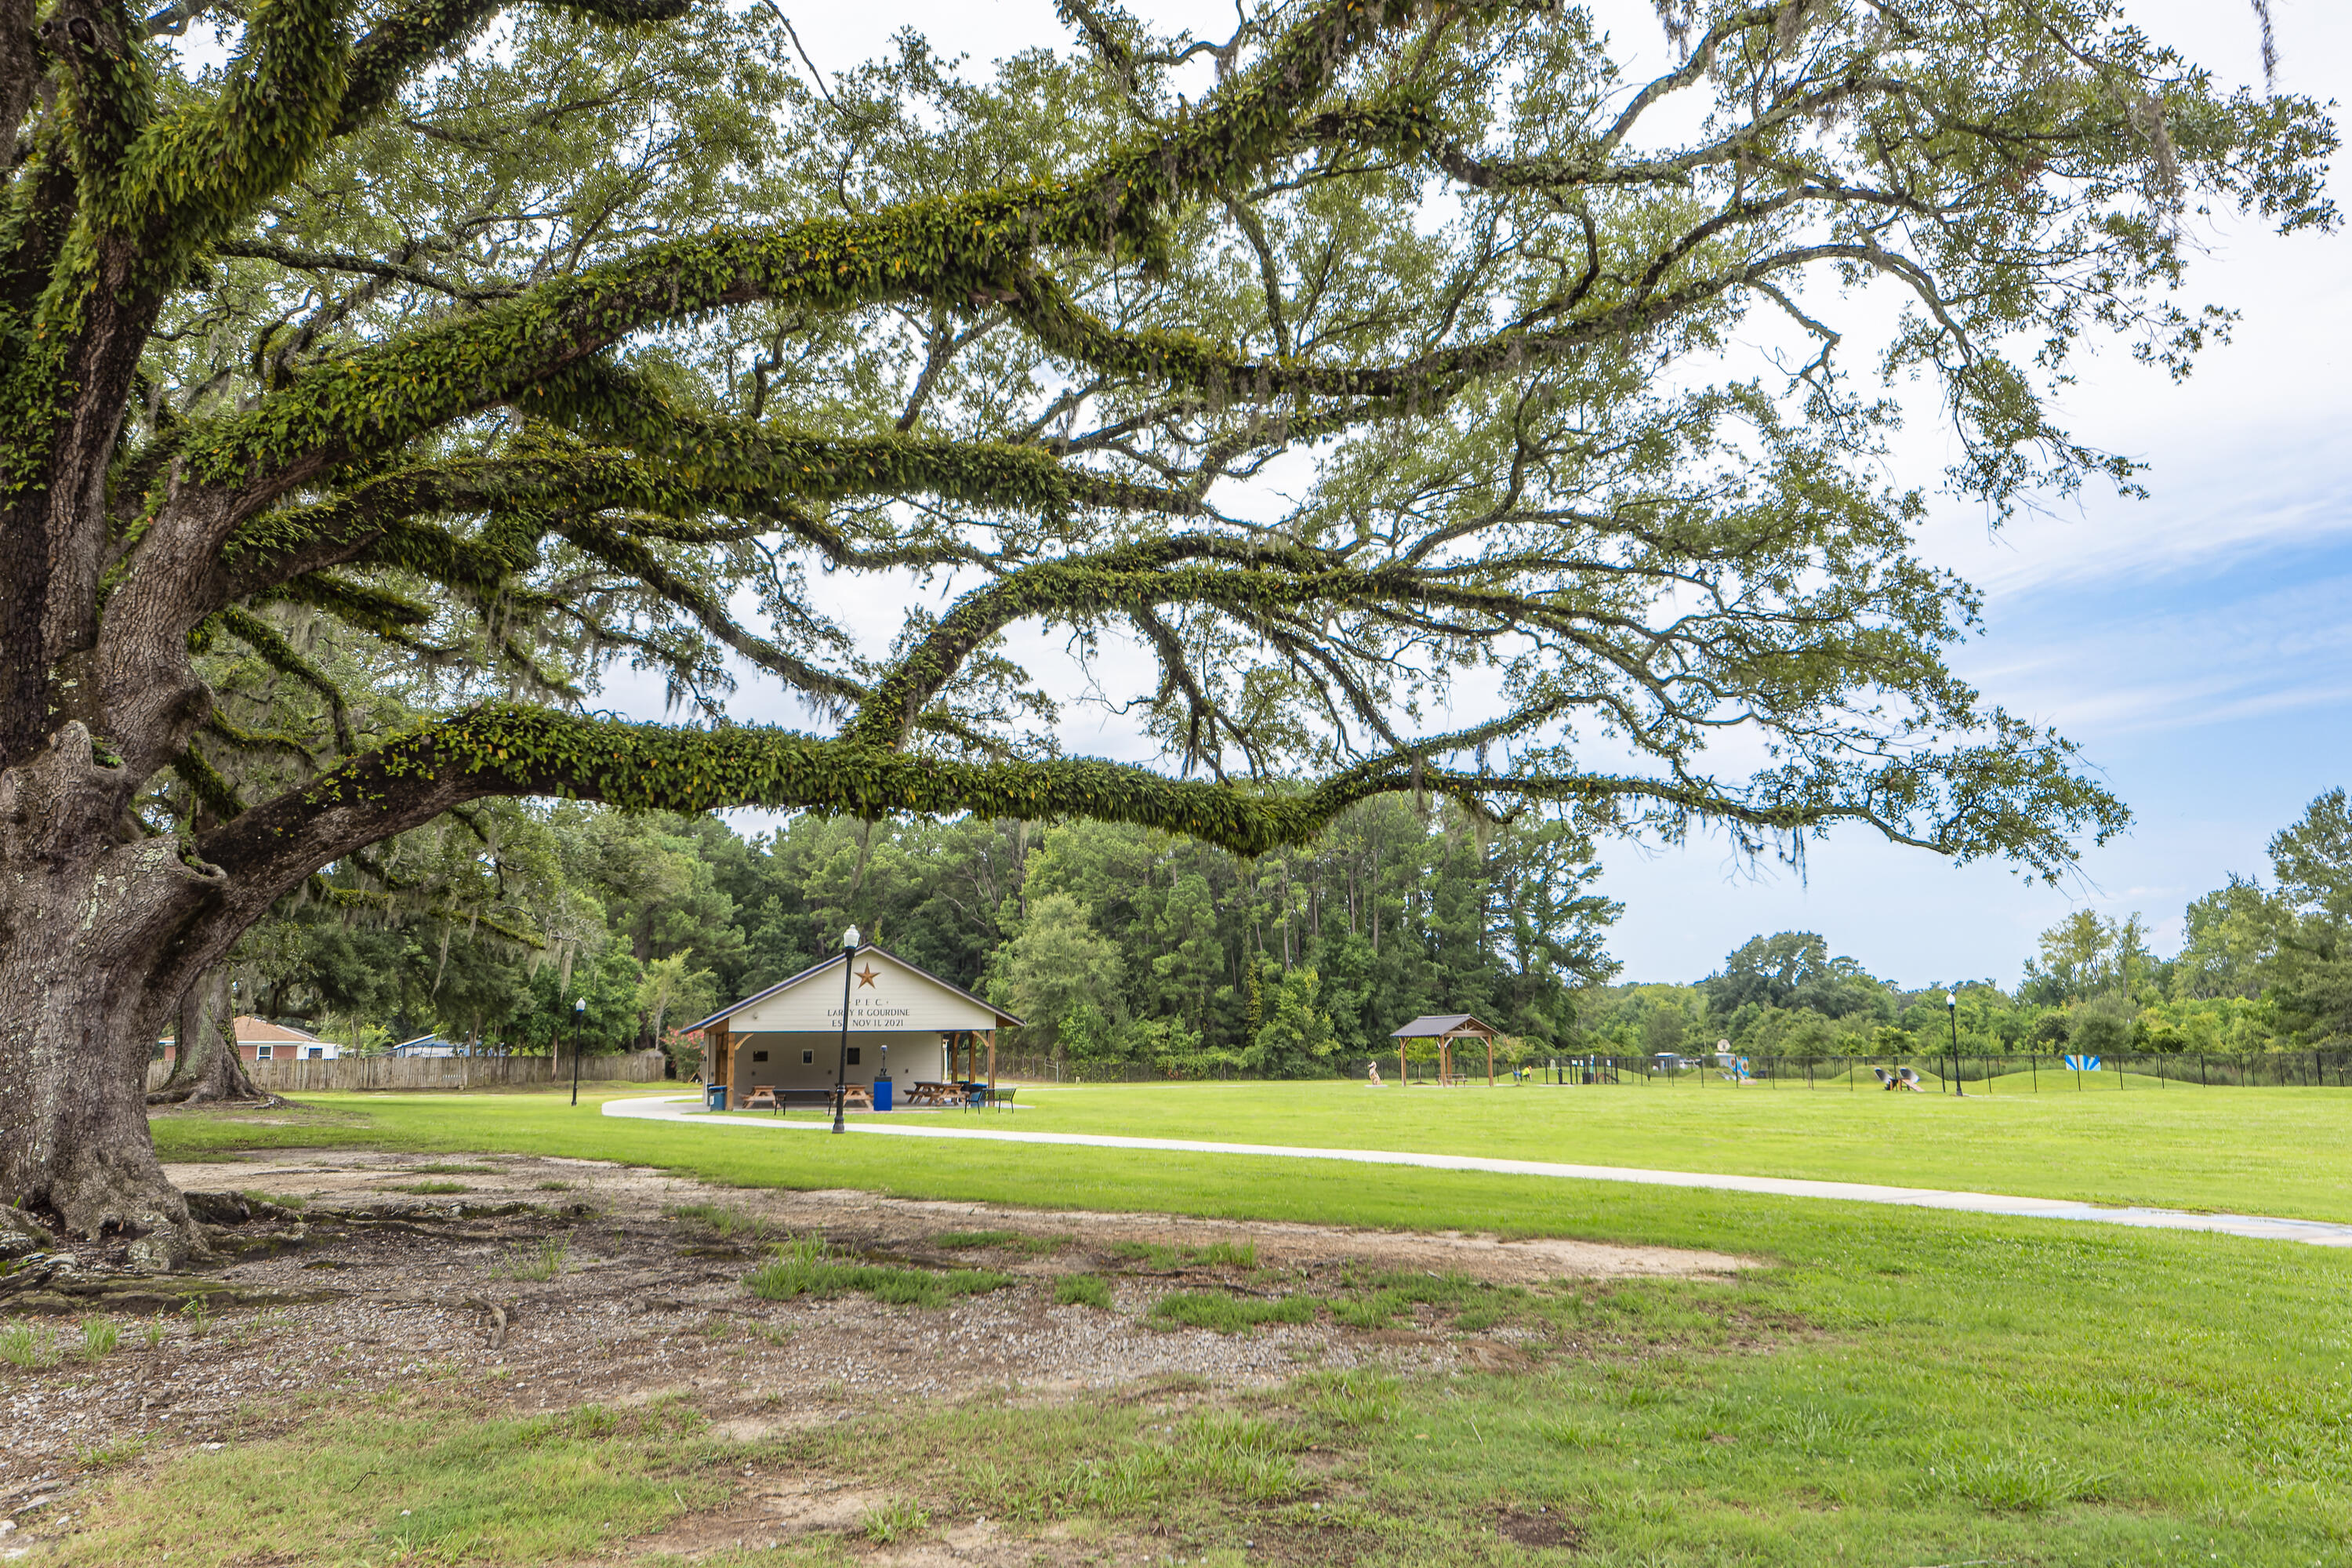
[705,1084,727,1112]
[873,1078,893,1112]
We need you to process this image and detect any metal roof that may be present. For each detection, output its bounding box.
[1388,1014,1495,1039]
[679,943,1022,1036]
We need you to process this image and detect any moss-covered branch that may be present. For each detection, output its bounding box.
[215,605,357,753]
[332,0,688,138]
[554,513,867,708]
[844,542,1642,750]
[194,700,2125,919]
[218,404,1197,605]
[170,0,1424,488]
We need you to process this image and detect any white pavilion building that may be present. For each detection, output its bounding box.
[681,943,1022,1105]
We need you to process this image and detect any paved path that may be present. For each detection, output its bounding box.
[604,1094,2352,1247]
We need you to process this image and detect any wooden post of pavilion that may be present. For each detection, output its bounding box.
[985,1029,996,1094]
[710,1023,730,1100]
[1388,1015,1497,1093]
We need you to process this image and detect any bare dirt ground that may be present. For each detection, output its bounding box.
[0,1149,1749,1563]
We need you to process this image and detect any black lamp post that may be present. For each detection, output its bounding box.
[568,995,587,1105]
[832,924,860,1134]
[1947,990,1962,1098]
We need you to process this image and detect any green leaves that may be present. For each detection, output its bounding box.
[22,0,2328,958]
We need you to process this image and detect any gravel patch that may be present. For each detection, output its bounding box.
[0,1149,1749,1559]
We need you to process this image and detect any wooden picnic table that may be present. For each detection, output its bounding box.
[735,1085,871,1112]
[906,1080,985,1106]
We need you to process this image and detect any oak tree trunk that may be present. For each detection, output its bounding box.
[147,966,274,1107]
[0,725,214,1268]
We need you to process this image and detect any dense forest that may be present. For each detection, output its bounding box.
[231,797,1620,1076]
[234,786,2352,1076]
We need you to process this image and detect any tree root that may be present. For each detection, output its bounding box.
[463,1295,510,1350]
[145,1081,289,1109]
[0,1261,336,1316]
[0,1203,54,1259]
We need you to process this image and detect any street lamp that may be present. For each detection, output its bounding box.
[568,995,587,1105]
[1947,990,1962,1098]
[832,925,860,1134]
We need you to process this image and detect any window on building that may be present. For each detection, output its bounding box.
[752,1050,769,1062]
[801,1050,815,1065]
[255,1044,272,1059]
[846,1047,862,1065]
[306,1047,322,1059]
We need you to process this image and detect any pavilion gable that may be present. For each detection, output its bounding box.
[685,946,1018,1037]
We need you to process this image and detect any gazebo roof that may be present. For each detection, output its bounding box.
[1388,1014,1496,1040]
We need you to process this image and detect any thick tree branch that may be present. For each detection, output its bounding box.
[334,0,690,139]
[172,0,1423,496]
[195,701,2121,927]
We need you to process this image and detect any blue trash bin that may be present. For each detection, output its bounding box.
[705,1084,728,1112]
[873,1078,893,1112]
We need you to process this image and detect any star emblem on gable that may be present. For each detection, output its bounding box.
[855,965,880,988]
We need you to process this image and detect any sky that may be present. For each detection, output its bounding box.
[601,0,2352,990]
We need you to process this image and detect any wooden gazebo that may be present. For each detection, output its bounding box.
[1388,1014,1499,1087]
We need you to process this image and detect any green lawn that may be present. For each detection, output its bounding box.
[994,1075,2352,1221]
[159,1074,2352,1221]
[105,1085,2352,1563]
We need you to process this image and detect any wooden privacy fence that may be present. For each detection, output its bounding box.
[144,1050,670,1094]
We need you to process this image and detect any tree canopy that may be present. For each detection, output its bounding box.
[0,0,2335,1248]
[19,0,2336,878]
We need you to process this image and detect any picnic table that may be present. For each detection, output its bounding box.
[735,1085,872,1112]
[906,1080,987,1107]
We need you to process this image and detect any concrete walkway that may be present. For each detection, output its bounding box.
[603,1094,2352,1247]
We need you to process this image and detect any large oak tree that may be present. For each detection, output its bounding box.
[0,0,2330,1262]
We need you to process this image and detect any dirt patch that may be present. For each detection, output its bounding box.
[0,1149,1753,1560]
[1494,1506,1584,1549]
[766,1183,1751,1283]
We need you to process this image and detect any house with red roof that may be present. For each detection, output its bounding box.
[159,1016,340,1065]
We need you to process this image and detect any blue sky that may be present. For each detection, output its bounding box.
[608,0,2352,990]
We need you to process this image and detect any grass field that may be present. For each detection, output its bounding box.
[69,1085,2352,1562]
[156,1075,2352,1221]
[999,1076,2352,1219]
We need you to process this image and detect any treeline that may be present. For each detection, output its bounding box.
[232,797,1621,1075]
[1591,789,2352,1062]
[239,786,2352,1073]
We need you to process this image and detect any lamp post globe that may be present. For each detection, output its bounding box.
[833,926,861,1133]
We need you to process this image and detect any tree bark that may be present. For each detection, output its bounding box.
[147,966,275,1106]
[0,724,215,1268]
